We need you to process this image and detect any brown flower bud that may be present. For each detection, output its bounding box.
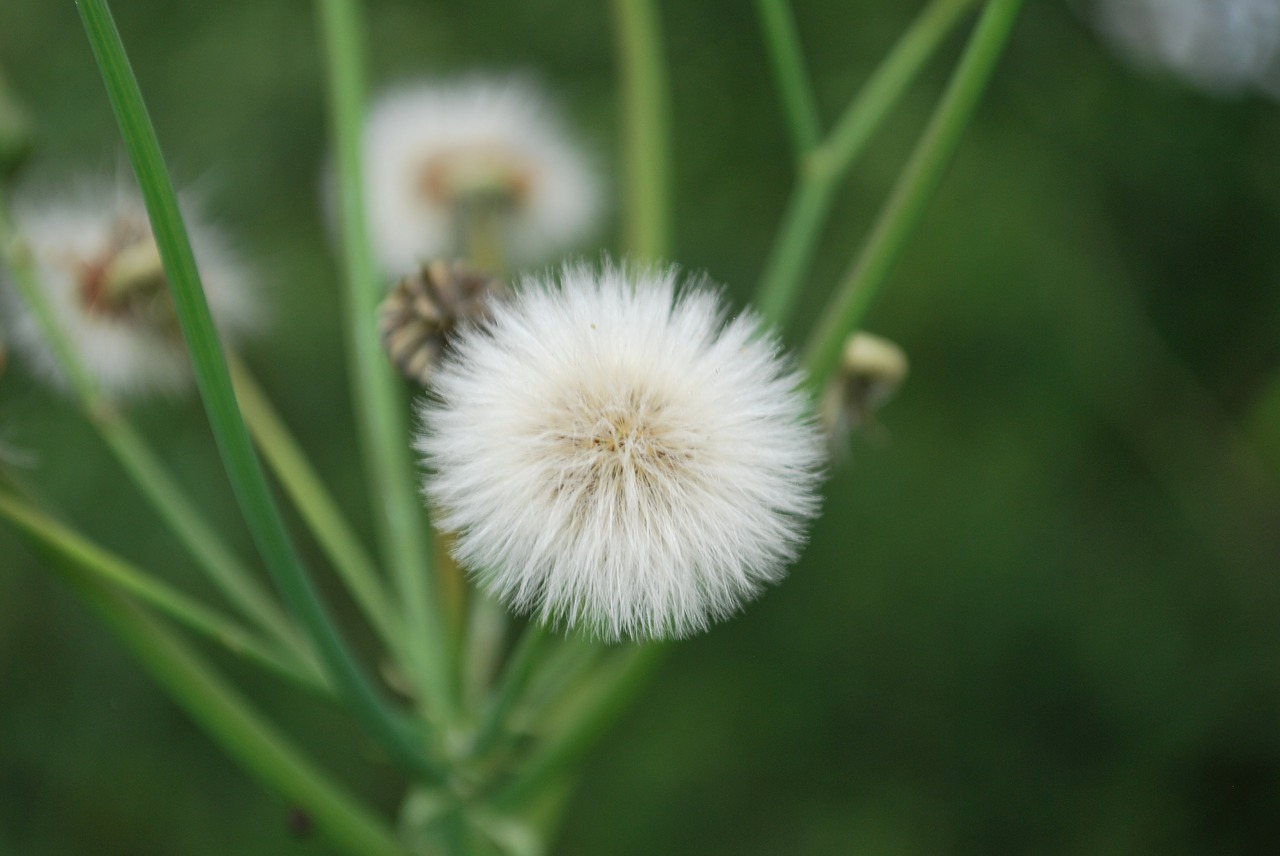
[378,259,506,387]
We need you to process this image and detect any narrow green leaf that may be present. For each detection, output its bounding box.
[754,0,823,158]
[0,489,329,695]
[76,0,443,783]
[312,0,458,721]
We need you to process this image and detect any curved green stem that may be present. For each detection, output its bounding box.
[804,0,1025,385]
[63,562,411,856]
[230,353,404,658]
[78,0,443,784]
[0,489,329,695]
[313,0,458,721]
[755,0,978,329]
[755,0,823,159]
[613,0,671,261]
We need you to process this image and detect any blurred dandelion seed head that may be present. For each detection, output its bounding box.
[1089,0,1280,97]
[363,78,602,277]
[0,177,258,400]
[417,261,826,641]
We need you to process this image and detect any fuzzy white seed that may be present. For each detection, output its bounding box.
[416,262,826,641]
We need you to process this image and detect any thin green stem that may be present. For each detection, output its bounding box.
[463,593,510,714]
[0,189,308,665]
[489,644,667,811]
[78,0,443,784]
[0,489,329,695]
[755,0,823,158]
[471,623,549,757]
[612,0,671,261]
[102,420,313,656]
[62,564,411,856]
[804,0,1024,385]
[755,0,978,329]
[313,0,457,721]
[229,353,404,658]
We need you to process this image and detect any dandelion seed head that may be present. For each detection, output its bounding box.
[0,177,257,400]
[1089,0,1280,97]
[364,78,601,276]
[417,261,826,641]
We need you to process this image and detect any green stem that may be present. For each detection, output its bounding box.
[0,489,329,695]
[463,593,510,714]
[612,0,671,261]
[489,644,667,811]
[313,0,457,721]
[803,0,1024,385]
[78,0,443,784]
[471,623,549,757]
[0,189,308,667]
[755,0,823,158]
[229,353,404,658]
[62,562,411,856]
[103,420,313,658]
[755,0,978,329]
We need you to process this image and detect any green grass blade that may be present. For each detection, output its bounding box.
[62,563,412,856]
[77,0,443,783]
[613,0,671,261]
[313,0,457,720]
[229,354,404,656]
[0,489,329,695]
[755,0,823,158]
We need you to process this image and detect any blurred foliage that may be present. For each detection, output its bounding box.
[2,0,1280,854]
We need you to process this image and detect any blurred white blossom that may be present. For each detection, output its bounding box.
[0,177,258,400]
[362,78,602,276]
[417,261,825,641]
[1090,0,1280,97]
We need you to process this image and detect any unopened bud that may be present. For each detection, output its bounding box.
[822,331,908,454]
[378,259,506,387]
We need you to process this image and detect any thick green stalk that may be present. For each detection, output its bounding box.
[755,0,977,329]
[489,644,667,812]
[804,0,1024,384]
[229,354,404,657]
[0,489,328,694]
[755,0,823,158]
[0,190,307,665]
[77,0,442,783]
[62,565,411,856]
[313,0,457,720]
[612,0,671,261]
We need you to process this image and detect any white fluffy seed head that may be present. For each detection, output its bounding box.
[363,77,602,277]
[416,261,826,641]
[0,177,258,401]
[1090,0,1280,97]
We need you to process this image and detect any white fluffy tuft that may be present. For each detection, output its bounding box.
[0,177,258,400]
[363,77,602,277]
[416,261,826,641]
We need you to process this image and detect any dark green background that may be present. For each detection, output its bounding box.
[3,1,1280,853]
